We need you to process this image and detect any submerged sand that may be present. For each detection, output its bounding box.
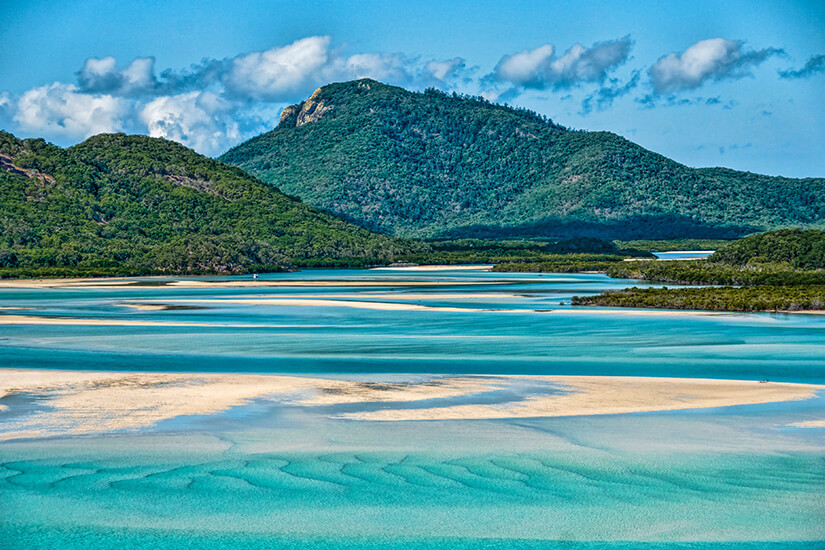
[0,370,820,440]
[370,265,495,271]
[788,419,825,428]
[0,314,323,328]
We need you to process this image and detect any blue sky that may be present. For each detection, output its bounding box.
[0,0,823,177]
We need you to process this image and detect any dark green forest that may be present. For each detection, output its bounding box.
[572,286,825,312]
[0,132,419,277]
[398,237,651,265]
[565,229,825,312]
[614,239,731,252]
[221,79,825,240]
[709,229,825,270]
[603,229,825,285]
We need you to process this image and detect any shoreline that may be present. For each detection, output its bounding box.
[1,369,820,440]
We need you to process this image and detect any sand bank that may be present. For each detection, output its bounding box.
[371,265,494,271]
[0,275,512,290]
[159,298,490,312]
[200,292,523,300]
[167,279,514,288]
[0,277,154,289]
[342,376,822,421]
[1,370,820,440]
[0,314,318,328]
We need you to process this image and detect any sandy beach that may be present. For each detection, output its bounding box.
[1,370,820,440]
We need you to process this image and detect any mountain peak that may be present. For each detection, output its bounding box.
[278,79,402,128]
[221,80,825,240]
[278,87,332,128]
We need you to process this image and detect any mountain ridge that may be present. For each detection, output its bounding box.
[0,131,416,276]
[220,78,825,240]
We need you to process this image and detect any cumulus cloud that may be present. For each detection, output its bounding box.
[649,38,783,94]
[493,36,632,89]
[340,52,414,84]
[0,35,476,154]
[778,54,825,79]
[425,57,466,82]
[0,92,12,128]
[78,56,157,95]
[222,36,333,100]
[14,83,127,139]
[140,91,245,155]
[73,37,469,104]
[64,37,474,112]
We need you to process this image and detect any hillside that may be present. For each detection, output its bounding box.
[221,79,825,240]
[0,132,416,276]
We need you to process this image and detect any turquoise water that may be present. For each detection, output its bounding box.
[1,269,824,382]
[653,251,714,260]
[1,268,824,548]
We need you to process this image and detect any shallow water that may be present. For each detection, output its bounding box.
[1,268,824,548]
[2,269,824,382]
[653,251,714,260]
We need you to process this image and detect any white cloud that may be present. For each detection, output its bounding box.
[0,92,12,127]
[342,53,411,83]
[140,91,241,155]
[425,58,466,82]
[78,56,157,95]
[122,58,156,91]
[496,45,555,84]
[14,83,127,139]
[649,38,782,93]
[222,36,332,100]
[72,37,470,104]
[221,38,436,98]
[494,37,632,89]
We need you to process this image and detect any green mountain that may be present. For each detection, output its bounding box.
[220,79,825,240]
[0,132,415,276]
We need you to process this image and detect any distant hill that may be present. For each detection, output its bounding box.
[0,132,416,276]
[221,79,825,240]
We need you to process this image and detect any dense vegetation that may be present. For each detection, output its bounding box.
[0,132,420,277]
[398,237,651,265]
[604,261,825,286]
[614,239,731,252]
[572,286,825,312]
[492,257,628,273]
[566,230,825,312]
[221,79,825,240]
[709,229,825,270]
[603,230,825,285]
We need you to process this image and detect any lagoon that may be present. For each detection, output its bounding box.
[1,268,824,548]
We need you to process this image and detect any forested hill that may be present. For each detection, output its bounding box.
[0,131,416,276]
[221,79,825,240]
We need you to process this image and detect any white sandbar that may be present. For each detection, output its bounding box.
[0,370,820,439]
